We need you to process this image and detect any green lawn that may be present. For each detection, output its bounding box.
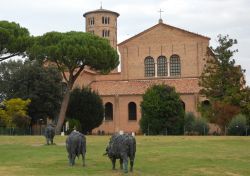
[0,136,249,176]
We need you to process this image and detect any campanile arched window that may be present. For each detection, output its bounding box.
[144,56,155,77]
[170,55,181,76]
[128,102,137,120]
[157,56,168,76]
[104,102,113,120]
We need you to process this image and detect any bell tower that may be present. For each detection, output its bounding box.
[83,7,119,49]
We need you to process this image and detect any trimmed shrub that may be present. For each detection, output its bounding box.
[228,114,247,136]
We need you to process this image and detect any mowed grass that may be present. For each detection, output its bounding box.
[0,136,250,176]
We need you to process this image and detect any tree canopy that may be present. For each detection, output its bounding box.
[0,21,32,62]
[0,60,63,122]
[199,34,245,104]
[199,34,247,131]
[27,31,119,133]
[66,87,104,134]
[140,84,184,135]
[0,98,31,128]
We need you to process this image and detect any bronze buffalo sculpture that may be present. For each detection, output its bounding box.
[44,124,55,145]
[104,133,136,173]
[66,130,86,166]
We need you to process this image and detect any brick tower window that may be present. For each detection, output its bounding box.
[157,56,168,76]
[102,16,110,24]
[105,102,113,121]
[102,30,110,37]
[170,55,181,76]
[88,17,94,26]
[144,56,155,77]
[128,102,137,121]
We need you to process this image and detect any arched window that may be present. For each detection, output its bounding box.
[181,101,186,111]
[102,30,110,37]
[170,55,181,76]
[102,16,110,24]
[201,100,210,110]
[128,102,137,120]
[157,56,167,76]
[88,17,94,26]
[144,56,155,77]
[104,102,113,120]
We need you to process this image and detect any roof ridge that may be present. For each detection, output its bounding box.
[118,22,210,46]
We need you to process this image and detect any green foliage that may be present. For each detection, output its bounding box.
[140,84,184,135]
[0,60,23,101]
[239,87,250,125]
[27,31,119,132]
[27,31,119,81]
[184,112,209,135]
[199,34,246,132]
[0,21,33,62]
[228,114,247,136]
[66,118,82,134]
[192,118,209,135]
[184,112,195,132]
[0,60,63,122]
[66,87,104,134]
[0,108,8,127]
[199,34,245,104]
[0,98,30,127]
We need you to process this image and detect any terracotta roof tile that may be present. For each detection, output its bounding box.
[90,78,200,95]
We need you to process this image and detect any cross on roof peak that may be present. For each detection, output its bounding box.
[158,9,164,23]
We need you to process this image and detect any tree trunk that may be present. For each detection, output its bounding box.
[56,87,71,134]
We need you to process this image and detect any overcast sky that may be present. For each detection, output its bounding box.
[1,0,249,85]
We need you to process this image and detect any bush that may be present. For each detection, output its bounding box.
[184,112,209,135]
[140,84,184,135]
[66,87,104,134]
[192,118,209,135]
[228,114,247,136]
[184,112,195,133]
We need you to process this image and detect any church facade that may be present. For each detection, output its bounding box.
[74,8,213,134]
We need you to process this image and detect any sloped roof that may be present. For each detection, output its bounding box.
[83,8,119,17]
[118,22,210,46]
[90,78,200,96]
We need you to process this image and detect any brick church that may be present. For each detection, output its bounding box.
[73,7,214,134]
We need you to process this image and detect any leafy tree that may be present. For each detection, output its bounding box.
[0,21,32,62]
[65,118,82,134]
[140,84,184,135]
[0,98,31,127]
[239,87,250,125]
[66,87,104,134]
[199,34,245,104]
[0,60,63,122]
[0,60,25,101]
[199,35,246,131]
[184,112,195,133]
[228,114,247,136]
[192,118,209,135]
[27,31,119,133]
[184,112,209,135]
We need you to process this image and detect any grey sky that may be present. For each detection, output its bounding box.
[1,0,249,85]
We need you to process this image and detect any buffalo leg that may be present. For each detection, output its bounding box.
[122,155,128,173]
[82,154,85,167]
[72,154,76,165]
[130,158,134,172]
[120,159,123,170]
[68,154,73,166]
[111,158,116,170]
